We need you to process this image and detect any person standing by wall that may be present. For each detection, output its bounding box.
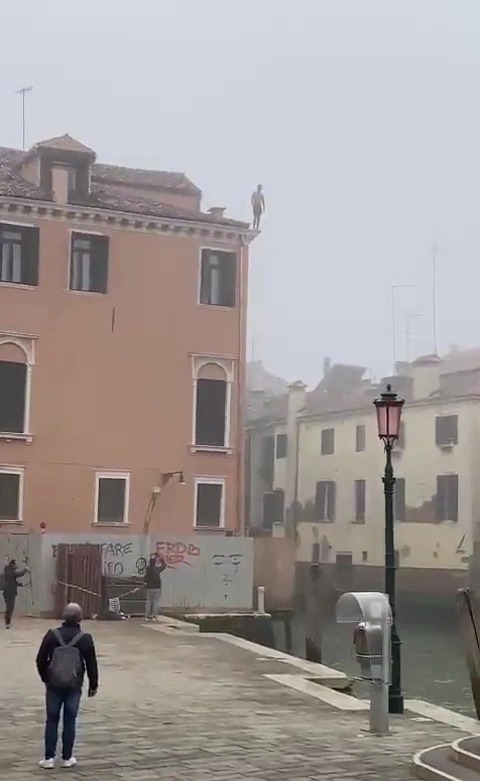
[36,602,98,769]
[2,557,28,629]
[144,553,166,621]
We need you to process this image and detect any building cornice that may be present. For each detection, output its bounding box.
[0,196,256,247]
[297,393,480,424]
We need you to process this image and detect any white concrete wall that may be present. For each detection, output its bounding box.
[296,397,480,570]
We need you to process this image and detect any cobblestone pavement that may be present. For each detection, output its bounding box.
[0,618,468,779]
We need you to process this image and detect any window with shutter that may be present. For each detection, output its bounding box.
[275,434,287,459]
[0,223,39,287]
[321,428,335,455]
[70,232,109,294]
[315,480,336,522]
[199,249,237,307]
[394,477,406,522]
[435,415,458,446]
[355,425,366,452]
[436,474,459,522]
[354,479,366,522]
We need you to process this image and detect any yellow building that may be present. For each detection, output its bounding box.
[246,353,480,598]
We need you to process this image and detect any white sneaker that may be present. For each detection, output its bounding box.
[62,757,77,768]
[39,758,55,769]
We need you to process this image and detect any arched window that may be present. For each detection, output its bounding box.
[0,336,34,436]
[193,358,233,449]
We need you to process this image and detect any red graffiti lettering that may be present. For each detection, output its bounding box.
[155,541,200,569]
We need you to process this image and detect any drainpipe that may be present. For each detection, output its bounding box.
[236,238,248,535]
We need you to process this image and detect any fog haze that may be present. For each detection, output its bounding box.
[2,0,480,386]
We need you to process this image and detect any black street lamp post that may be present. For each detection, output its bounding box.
[373,383,405,715]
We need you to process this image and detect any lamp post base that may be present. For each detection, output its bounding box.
[388,690,404,715]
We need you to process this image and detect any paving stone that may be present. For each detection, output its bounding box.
[0,618,468,779]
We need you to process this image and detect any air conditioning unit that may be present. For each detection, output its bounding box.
[439,441,455,450]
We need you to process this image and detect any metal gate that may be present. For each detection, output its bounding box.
[54,544,102,618]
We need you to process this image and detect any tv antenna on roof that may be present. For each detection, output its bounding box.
[15,86,33,151]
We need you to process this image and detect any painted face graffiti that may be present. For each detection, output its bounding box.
[211,553,243,591]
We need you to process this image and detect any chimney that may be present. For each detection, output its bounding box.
[208,207,226,220]
[323,357,331,378]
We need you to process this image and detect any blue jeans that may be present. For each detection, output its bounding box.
[145,588,161,618]
[44,688,81,760]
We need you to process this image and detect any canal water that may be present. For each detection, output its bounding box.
[273,598,474,716]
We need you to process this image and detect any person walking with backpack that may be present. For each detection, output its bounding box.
[35,602,99,769]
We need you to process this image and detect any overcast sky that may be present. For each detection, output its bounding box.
[3,1,480,386]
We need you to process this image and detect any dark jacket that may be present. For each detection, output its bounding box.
[36,622,99,691]
[2,564,26,597]
[144,559,166,589]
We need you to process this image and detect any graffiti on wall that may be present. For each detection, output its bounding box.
[134,541,201,575]
[52,541,135,576]
[211,552,244,600]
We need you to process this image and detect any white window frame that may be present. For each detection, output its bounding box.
[0,466,24,523]
[194,477,226,529]
[191,355,234,452]
[94,471,130,526]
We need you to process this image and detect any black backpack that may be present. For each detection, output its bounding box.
[47,630,84,689]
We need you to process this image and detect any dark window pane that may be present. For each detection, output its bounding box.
[97,478,126,523]
[200,250,236,307]
[0,361,26,433]
[354,479,366,522]
[195,379,227,446]
[0,473,20,520]
[275,434,287,459]
[321,428,334,455]
[196,483,223,527]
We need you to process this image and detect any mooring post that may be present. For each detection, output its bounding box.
[257,586,266,614]
[305,563,323,663]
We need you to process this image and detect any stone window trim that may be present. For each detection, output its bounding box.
[93,471,131,527]
[0,333,36,443]
[0,465,24,524]
[193,476,226,530]
[190,355,234,454]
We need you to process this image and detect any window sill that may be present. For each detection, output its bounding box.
[189,444,233,455]
[196,303,236,311]
[65,289,106,297]
[0,281,36,291]
[0,519,22,525]
[0,431,33,443]
[92,522,132,528]
[193,525,225,531]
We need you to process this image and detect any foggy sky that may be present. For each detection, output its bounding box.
[2,1,480,386]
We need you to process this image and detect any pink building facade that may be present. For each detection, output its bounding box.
[0,134,254,537]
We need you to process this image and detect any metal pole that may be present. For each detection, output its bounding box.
[383,443,404,714]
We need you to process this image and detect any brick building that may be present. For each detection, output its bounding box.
[0,134,254,536]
